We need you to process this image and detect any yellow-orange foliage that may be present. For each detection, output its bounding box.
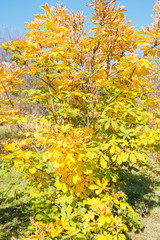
[0,0,160,239]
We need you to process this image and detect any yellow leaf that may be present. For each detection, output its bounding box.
[20,117,28,123]
[96,179,101,186]
[73,175,81,184]
[89,184,98,190]
[120,202,126,209]
[105,216,111,224]
[36,164,42,169]
[87,150,95,159]
[114,199,119,204]
[89,27,97,33]
[117,155,122,165]
[157,50,160,57]
[118,234,126,240]
[29,236,44,239]
[17,120,22,125]
[110,146,115,155]
[97,235,107,240]
[24,151,33,159]
[42,152,52,162]
[103,155,109,161]
[98,215,106,228]
[130,153,136,164]
[62,184,68,193]
[102,144,110,150]
[100,157,107,168]
[55,180,62,190]
[122,152,129,162]
[101,178,108,187]
[4,143,16,151]
[64,226,77,232]
[134,152,145,161]
[84,169,93,175]
[29,167,36,174]
[95,188,103,195]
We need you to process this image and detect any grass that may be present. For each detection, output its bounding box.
[0,124,34,240]
[0,167,33,240]
[0,203,32,240]
[124,154,160,240]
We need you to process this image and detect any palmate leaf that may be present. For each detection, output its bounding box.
[89,178,109,195]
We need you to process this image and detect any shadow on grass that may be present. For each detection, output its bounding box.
[123,172,160,216]
[122,170,160,240]
[0,202,33,240]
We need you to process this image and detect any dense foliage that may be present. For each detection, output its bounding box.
[0,0,160,239]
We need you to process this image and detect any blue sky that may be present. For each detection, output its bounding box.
[0,0,156,39]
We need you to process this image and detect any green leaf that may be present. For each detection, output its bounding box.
[66,205,72,217]
[111,120,118,130]
[75,234,87,240]
[105,120,110,130]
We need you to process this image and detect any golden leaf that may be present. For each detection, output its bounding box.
[100,157,107,168]
[130,153,136,164]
